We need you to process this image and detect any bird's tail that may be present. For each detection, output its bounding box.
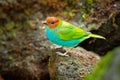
[89,33,106,39]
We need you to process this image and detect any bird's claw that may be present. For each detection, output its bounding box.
[54,45,63,49]
[56,52,69,57]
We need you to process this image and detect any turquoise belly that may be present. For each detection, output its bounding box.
[46,28,81,47]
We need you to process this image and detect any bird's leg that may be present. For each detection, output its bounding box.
[54,45,63,49]
[50,44,63,49]
[56,48,73,56]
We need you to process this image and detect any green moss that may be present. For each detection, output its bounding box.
[8,55,14,61]
[82,13,89,20]
[81,0,94,20]
[0,17,30,40]
[82,0,94,13]
[0,22,17,40]
[85,49,114,80]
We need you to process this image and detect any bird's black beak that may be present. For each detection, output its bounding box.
[42,21,47,24]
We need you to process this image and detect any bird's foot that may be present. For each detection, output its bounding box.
[54,45,63,49]
[56,48,73,57]
[56,52,69,57]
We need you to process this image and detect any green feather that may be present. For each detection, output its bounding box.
[57,20,88,40]
[89,33,106,39]
[56,19,105,41]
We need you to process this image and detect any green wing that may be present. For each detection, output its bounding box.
[57,21,88,40]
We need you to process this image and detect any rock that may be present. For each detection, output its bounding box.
[0,41,50,80]
[80,12,120,55]
[0,47,50,80]
[0,1,56,78]
[0,21,50,80]
[85,47,120,80]
[48,47,100,80]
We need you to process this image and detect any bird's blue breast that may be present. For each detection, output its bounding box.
[45,27,82,47]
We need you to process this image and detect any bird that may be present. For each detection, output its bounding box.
[42,17,105,56]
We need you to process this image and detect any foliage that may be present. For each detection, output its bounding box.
[85,47,117,80]
[81,0,94,20]
[64,8,77,18]
[82,0,94,13]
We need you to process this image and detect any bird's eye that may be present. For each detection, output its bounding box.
[51,22,54,24]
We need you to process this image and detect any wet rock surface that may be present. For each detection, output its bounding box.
[0,24,51,80]
[49,47,100,80]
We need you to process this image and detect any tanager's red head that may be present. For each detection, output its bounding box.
[44,17,59,29]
